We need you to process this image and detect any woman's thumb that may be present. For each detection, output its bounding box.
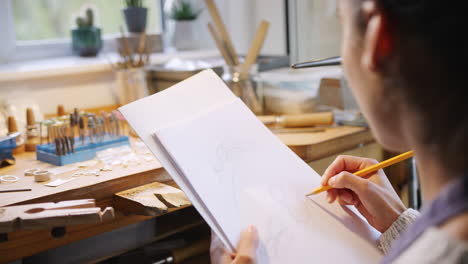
[235,225,259,263]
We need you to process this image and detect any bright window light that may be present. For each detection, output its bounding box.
[12,0,161,42]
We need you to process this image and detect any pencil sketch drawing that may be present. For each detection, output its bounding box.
[212,140,248,213]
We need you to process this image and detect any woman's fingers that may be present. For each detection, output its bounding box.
[236,225,258,263]
[328,171,368,196]
[321,155,378,186]
[328,187,360,206]
[326,188,339,203]
[234,225,259,264]
[337,189,359,205]
[320,156,407,233]
[211,226,259,264]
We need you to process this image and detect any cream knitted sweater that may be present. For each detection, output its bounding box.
[379,208,468,263]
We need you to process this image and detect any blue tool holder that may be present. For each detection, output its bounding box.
[0,136,17,162]
[36,134,130,166]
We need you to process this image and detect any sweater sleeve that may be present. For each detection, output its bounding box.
[379,208,421,254]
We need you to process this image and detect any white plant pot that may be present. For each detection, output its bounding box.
[171,20,197,50]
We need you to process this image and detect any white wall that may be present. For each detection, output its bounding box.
[223,0,287,56]
[0,73,116,116]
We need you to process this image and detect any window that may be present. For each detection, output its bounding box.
[1,0,163,62]
[288,0,340,63]
[13,0,161,42]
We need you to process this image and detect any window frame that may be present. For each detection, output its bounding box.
[1,0,164,63]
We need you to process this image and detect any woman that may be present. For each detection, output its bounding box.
[211,0,468,263]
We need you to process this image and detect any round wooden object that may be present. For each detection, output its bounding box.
[34,170,51,182]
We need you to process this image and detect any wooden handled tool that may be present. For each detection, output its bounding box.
[7,116,18,134]
[205,0,239,65]
[57,105,66,116]
[208,23,235,66]
[26,108,35,127]
[25,108,38,152]
[7,116,25,154]
[258,112,334,128]
[0,199,115,233]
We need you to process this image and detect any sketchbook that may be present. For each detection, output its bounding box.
[119,69,383,263]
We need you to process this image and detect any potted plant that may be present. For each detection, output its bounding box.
[165,0,202,50]
[123,0,147,33]
[71,8,102,57]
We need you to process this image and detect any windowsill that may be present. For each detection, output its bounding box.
[0,49,219,84]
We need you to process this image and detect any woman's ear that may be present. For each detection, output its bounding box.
[360,1,393,73]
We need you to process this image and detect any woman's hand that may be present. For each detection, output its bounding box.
[321,155,406,233]
[210,225,259,264]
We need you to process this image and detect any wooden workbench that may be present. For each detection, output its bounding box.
[0,125,374,263]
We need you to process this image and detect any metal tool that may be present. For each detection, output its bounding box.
[0,189,32,193]
[79,117,85,145]
[69,136,75,153]
[39,122,43,145]
[55,138,62,156]
[87,115,96,143]
[291,56,341,69]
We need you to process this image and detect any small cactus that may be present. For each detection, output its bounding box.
[76,17,87,28]
[86,8,94,27]
[76,8,94,28]
[126,0,143,7]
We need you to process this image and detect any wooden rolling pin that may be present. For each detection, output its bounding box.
[258,112,334,128]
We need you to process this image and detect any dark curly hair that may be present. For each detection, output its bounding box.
[352,0,468,174]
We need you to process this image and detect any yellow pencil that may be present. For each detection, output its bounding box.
[306,150,414,196]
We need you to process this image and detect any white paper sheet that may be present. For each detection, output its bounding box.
[153,98,382,263]
[120,69,383,263]
[119,69,236,248]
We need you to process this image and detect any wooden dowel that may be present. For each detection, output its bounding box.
[137,32,147,66]
[240,20,270,78]
[258,112,334,128]
[205,0,240,65]
[207,23,235,66]
[119,26,134,66]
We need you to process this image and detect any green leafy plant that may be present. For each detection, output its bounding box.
[75,8,94,28]
[170,0,202,21]
[125,0,143,8]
